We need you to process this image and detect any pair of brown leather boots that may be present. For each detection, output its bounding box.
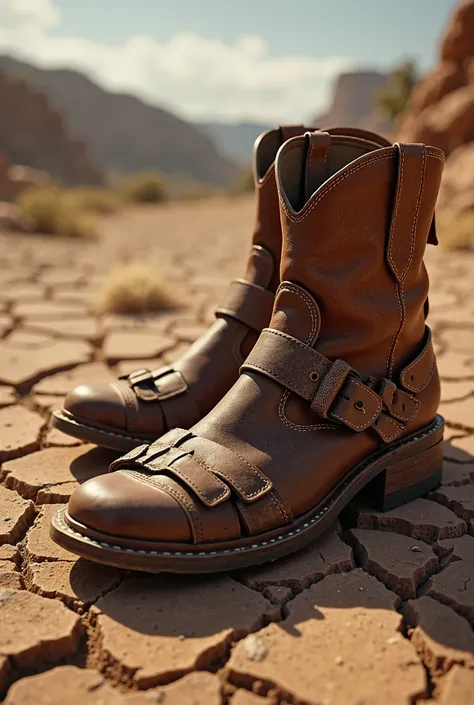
[51,126,445,574]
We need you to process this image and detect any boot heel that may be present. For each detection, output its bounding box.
[362,439,443,512]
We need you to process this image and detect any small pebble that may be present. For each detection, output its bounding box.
[335,656,344,665]
[244,634,268,662]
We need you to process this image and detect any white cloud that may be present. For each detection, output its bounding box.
[0,0,354,122]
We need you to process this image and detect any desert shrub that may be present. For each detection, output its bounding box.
[66,187,121,214]
[234,166,254,194]
[96,263,183,315]
[437,211,474,251]
[17,186,98,238]
[123,171,168,203]
[376,60,418,122]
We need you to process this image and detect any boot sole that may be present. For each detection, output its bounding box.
[50,415,444,574]
[52,409,155,453]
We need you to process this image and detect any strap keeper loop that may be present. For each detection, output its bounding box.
[310,359,353,417]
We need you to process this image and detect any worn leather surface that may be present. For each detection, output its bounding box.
[67,131,444,546]
[62,126,390,442]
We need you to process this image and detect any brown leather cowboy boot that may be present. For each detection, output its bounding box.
[52,127,390,453]
[51,131,445,574]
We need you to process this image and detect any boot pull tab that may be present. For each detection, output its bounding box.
[304,131,331,202]
[279,125,306,143]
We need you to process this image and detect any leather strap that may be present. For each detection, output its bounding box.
[111,430,273,506]
[182,435,272,503]
[242,327,430,443]
[400,327,435,393]
[215,278,275,332]
[126,367,188,401]
[123,367,201,431]
[111,441,230,508]
[242,327,336,402]
[110,429,290,537]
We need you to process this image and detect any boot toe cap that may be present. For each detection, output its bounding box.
[68,472,192,543]
[64,383,127,430]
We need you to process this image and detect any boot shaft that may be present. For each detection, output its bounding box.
[247,125,392,292]
[275,132,444,380]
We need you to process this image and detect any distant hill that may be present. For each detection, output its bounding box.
[199,122,272,164]
[0,55,238,186]
[314,70,393,138]
[0,70,103,187]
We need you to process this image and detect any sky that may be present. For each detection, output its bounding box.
[0,0,457,124]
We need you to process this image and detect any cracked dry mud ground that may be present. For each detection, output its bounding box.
[0,195,473,705]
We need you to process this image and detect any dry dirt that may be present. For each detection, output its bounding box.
[0,195,473,704]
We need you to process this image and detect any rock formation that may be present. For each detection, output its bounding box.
[398,1,474,219]
[0,56,238,186]
[314,71,393,137]
[0,71,103,189]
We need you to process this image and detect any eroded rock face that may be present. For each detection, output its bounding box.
[398,1,474,218]
[0,72,103,191]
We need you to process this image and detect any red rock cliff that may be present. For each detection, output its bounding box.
[0,71,103,189]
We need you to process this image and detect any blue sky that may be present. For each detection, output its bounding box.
[1,0,457,123]
[53,0,455,70]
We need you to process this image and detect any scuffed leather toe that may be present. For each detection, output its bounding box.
[68,472,193,542]
[64,383,128,430]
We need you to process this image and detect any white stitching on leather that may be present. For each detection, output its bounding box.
[376,415,405,443]
[267,490,291,523]
[387,283,405,380]
[187,441,271,499]
[401,333,434,392]
[277,283,319,344]
[129,472,204,543]
[330,378,381,431]
[168,463,229,505]
[402,147,426,281]
[280,153,396,224]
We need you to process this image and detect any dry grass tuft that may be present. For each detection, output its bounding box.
[437,211,474,251]
[96,263,184,315]
[17,186,98,238]
[123,171,168,204]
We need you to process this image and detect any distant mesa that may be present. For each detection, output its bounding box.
[313,70,394,138]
